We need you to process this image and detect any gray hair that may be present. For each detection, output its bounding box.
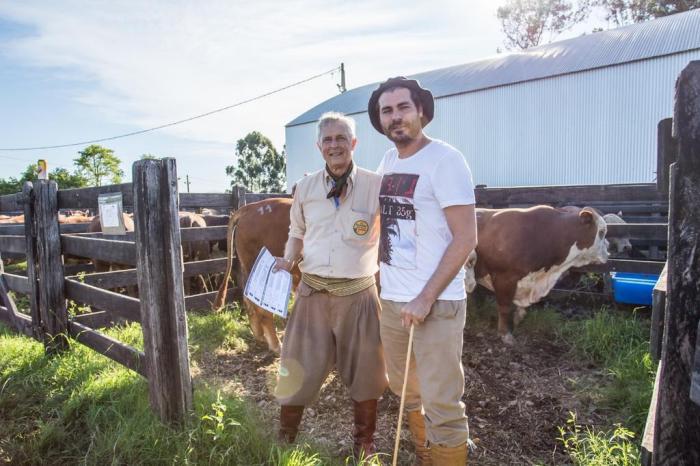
[316,112,356,142]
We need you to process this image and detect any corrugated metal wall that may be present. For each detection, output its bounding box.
[285,51,700,190]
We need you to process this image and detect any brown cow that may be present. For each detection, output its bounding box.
[213,198,300,353]
[179,211,211,294]
[469,205,609,344]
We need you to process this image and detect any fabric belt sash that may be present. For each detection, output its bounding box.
[301,273,375,297]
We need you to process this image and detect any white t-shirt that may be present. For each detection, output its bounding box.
[376,139,476,302]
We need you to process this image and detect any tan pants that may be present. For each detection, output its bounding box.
[380,298,469,447]
[275,282,388,406]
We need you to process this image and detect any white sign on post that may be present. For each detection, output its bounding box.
[97,193,126,236]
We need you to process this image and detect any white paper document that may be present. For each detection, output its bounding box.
[244,247,293,318]
[100,203,121,228]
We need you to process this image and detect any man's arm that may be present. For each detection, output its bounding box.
[401,204,477,327]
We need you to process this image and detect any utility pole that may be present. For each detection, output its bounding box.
[185,174,191,193]
[337,62,346,93]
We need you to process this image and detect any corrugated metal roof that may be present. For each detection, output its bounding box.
[287,9,700,127]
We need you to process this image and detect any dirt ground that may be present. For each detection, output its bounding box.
[194,299,607,466]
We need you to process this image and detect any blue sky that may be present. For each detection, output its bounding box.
[0,1,608,193]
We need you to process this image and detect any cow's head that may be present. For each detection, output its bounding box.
[603,213,632,255]
[464,249,478,293]
[574,207,609,265]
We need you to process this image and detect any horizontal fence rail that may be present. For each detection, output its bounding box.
[474,183,664,206]
[0,236,26,254]
[61,235,137,265]
[64,279,141,322]
[58,183,134,210]
[0,223,91,236]
[67,320,146,377]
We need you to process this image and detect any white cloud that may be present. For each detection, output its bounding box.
[0,0,513,189]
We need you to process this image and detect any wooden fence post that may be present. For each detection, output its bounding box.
[34,180,69,354]
[22,181,42,339]
[653,60,700,465]
[656,118,676,196]
[133,158,192,425]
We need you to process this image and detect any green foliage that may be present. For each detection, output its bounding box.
[497,0,590,50]
[496,1,700,51]
[561,308,656,435]
[49,167,89,189]
[226,131,286,193]
[592,0,700,26]
[0,320,334,465]
[0,164,37,194]
[187,309,250,357]
[558,412,640,465]
[0,164,88,194]
[74,144,124,187]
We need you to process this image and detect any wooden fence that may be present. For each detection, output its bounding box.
[639,60,700,466]
[1,66,697,456]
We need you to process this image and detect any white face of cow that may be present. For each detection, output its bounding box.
[464,250,478,293]
[595,213,610,263]
[603,213,632,255]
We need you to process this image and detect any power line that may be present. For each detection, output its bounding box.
[0,66,341,152]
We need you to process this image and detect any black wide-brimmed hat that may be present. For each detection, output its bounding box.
[367,76,434,134]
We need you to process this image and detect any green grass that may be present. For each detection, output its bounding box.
[560,308,656,435]
[558,412,640,466]
[468,296,654,466]
[0,309,367,465]
[1,289,653,466]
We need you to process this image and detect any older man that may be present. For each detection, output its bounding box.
[369,77,477,465]
[273,112,387,459]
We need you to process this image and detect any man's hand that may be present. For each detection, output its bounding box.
[400,294,434,327]
[273,257,294,273]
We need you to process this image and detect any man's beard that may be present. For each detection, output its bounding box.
[384,122,417,146]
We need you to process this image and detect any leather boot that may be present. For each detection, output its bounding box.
[430,442,468,466]
[352,399,378,460]
[278,405,304,443]
[406,410,432,466]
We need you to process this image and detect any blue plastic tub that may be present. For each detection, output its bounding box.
[611,272,659,306]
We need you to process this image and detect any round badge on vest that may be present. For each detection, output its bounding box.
[353,220,369,236]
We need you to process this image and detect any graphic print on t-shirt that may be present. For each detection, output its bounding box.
[379,173,419,268]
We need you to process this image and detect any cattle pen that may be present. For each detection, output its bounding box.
[1,61,699,464]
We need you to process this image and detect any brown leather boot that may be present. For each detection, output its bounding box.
[407,410,432,466]
[352,399,378,460]
[278,405,304,443]
[430,442,468,466]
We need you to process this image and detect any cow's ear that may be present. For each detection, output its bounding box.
[579,209,594,224]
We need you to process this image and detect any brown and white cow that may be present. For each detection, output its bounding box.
[469,205,609,344]
[213,198,300,353]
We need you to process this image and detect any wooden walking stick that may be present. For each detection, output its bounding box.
[392,324,415,466]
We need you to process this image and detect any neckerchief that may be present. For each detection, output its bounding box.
[326,162,353,203]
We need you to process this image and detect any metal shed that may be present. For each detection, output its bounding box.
[285,10,700,189]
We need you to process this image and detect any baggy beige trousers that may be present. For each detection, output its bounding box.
[275,282,388,406]
[380,298,470,447]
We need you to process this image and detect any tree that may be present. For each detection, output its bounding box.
[226,131,286,193]
[50,168,88,189]
[497,0,590,50]
[0,164,87,194]
[74,144,124,187]
[140,153,159,160]
[592,0,700,26]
